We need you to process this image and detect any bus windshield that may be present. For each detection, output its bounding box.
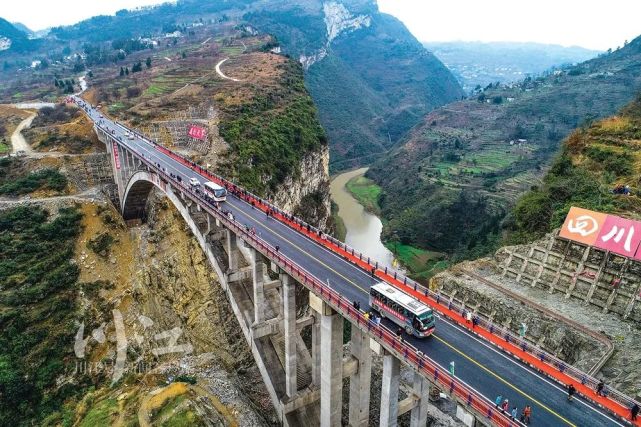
[214,188,227,198]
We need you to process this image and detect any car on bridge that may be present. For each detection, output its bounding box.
[189,177,200,187]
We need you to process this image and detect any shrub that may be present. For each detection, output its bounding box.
[0,169,67,196]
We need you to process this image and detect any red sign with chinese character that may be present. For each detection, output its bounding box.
[112,142,121,170]
[187,125,207,141]
[559,207,607,246]
[560,206,641,258]
[595,215,641,257]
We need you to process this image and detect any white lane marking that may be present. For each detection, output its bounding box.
[95,113,621,425]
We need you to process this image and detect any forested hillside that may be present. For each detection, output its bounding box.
[245,0,464,170]
[369,35,641,264]
[2,0,463,171]
[0,17,38,53]
[506,94,641,244]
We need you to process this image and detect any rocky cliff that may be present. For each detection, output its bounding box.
[271,144,331,230]
[245,0,464,170]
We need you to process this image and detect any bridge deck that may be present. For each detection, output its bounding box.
[81,101,629,427]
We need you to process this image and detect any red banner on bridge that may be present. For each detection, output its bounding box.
[560,206,641,258]
[187,125,207,141]
[112,142,121,170]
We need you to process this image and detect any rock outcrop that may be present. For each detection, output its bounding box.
[269,144,331,230]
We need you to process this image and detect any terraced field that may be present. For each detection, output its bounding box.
[370,35,641,260]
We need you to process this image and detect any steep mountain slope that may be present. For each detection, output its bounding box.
[1,1,463,170]
[424,41,600,92]
[0,17,37,53]
[368,35,641,263]
[506,94,641,244]
[247,0,464,170]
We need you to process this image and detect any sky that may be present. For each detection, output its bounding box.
[3,0,169,31]
[377,0,640,51]
[2,0,640,51]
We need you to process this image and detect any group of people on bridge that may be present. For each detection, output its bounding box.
[495,395,532,424]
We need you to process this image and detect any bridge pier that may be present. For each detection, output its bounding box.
[251,248,266,324]
[409,372,431,427]
[348,327,372,427]
[281,273,297,398]
[311,293,344,427]
[380,350,401,427]
[226,229,239,272]
[311,314,321,387]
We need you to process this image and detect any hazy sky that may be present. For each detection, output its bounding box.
[3,0,169,31]
[378,0,640,51]
[3,0,640,50]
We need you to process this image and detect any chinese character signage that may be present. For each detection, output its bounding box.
[187,125,207,141]
[560,207,607,245]
[112,142,121,169]
[560,206,641,258]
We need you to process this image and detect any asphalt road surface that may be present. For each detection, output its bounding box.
[81,99,623,427]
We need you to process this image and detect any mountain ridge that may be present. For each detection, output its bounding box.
[369,33,641,266]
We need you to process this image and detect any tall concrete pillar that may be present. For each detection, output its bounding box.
[117,145,128,190]
[312,316,321,387]
[349,327,372,427]
[380,351,400,427]
[226,229,238,272]
[282,273,297,398]
[206,214,212,235]
[252,248,265,324]
[320,305,343,427]
[410,372,430,427]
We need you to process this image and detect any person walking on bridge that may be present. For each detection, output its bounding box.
[494,395,503,408]
[567,384,576,402]
[632,403,639,421]
[596,380,605,396]
[510,406,518,420]
[522,405,531,424]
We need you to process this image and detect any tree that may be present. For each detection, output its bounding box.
[120,66,124,76]
[125,67,129,75]
[131,61,142,73]
[145,57,152,68]
[181,51,186,59]
[87,70,93,78]
[54,80,59,88]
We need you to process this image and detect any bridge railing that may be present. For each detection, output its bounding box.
[140,129,639,414]
[154,142,640,418]
[83,98,639,422]
[127,151,519,427]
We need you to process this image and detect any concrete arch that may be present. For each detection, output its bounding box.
[121,170,226,280]
[121,171,164,220]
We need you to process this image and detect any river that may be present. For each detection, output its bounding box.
[330,167,396,269]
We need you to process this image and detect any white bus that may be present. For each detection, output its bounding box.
[369,282,435,337]
[203,181,227,202]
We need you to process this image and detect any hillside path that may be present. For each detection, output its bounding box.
[215,58,241,82]
[10,112,36,155]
